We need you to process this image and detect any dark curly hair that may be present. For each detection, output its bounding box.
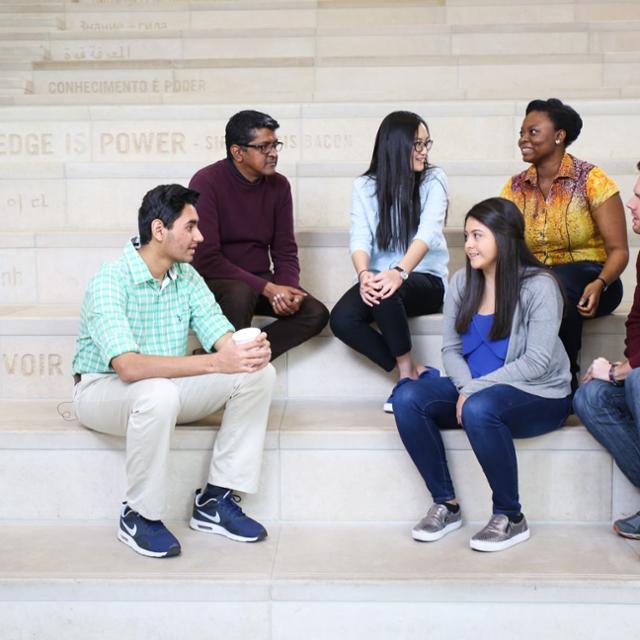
[525,98,583,146]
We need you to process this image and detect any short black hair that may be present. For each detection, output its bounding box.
[138,184,199,245]
[525,98,583,146]
[225,110,279,157]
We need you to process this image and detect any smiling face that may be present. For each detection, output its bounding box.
[465,216,498,274]
[518,110,564,165]
[162,204,203,263]
[628,176,640,235]
[412,123,430,172]
[231,127,279,182]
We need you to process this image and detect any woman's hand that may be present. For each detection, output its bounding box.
[577,279,605,318]
[456,393,467,426]
[371,269,403,299]
[359,270,381,307]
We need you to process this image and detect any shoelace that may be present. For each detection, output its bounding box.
[218,491,244,517]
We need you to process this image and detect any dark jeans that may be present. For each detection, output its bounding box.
[206,276,329,361]
[552,261,623,383]
[329,272,444,372]
[573,368,640,488]
[393,376,572,516]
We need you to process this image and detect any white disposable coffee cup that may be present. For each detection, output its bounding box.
[232,327,261,345]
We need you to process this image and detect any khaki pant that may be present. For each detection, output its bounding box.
[73,365,276,520]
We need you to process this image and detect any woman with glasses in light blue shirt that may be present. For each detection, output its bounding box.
[329,111,449,412]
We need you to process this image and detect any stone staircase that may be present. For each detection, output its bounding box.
[1,1,640,638]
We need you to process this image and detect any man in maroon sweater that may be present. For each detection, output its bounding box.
[190,110,329,360]
[574,161,640,540]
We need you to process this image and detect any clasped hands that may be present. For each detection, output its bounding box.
[263,282,306,316]
[359,269,403,307]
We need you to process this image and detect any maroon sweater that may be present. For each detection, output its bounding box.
[625,251,640,368]
[189,159,300,294]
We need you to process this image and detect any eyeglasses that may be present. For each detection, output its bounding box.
[242,141,284,154]
[413,139,433,152]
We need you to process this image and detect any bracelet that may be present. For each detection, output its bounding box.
[609,364,623,387]
[596,276,608,292]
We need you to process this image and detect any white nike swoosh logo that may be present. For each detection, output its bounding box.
[122,521,137,536]
[197,508,221,524]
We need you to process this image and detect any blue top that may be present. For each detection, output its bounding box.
[460,313,509,379]
[349,168,449,286]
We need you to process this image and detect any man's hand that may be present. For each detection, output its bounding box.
[213,332,271,372]
[581,356,611,383]
[263,283,306,316]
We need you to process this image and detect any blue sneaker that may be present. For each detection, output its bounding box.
[117,503,181,558]
[189,489,267,542]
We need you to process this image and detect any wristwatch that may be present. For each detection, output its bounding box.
[393,266,409,281]
[609,364,624,387]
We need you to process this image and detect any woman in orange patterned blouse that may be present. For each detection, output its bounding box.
[501,98,628,391]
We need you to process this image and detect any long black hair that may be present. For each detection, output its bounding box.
[455,197,556,340]
[364,111,432,252]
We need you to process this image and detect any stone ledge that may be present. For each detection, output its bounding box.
[2,227,640,250]
[0,398,598,452]
[0,522,638,601]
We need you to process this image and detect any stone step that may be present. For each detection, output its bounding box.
[0,520,638,639]
[17,53,639,101]
[1,22,636,63]
[0,158,638,228]
[0,304,630,402]
[0,398,638,525]
[0,232,635,307]
[1,227,638,307]
[0,77,31,95]
[1,99,637,161]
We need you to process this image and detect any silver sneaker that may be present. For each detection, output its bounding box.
[470,514,530,552]
[412,503,462,542]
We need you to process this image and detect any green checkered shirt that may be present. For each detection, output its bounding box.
[72,238,234,374]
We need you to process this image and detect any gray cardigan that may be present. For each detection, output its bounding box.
[442,268,571,398]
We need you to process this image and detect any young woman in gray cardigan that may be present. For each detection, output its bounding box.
[393,197,572,552]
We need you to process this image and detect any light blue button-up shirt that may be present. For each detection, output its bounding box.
[349,167,449,285]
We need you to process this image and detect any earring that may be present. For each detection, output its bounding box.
[555,140,560,144]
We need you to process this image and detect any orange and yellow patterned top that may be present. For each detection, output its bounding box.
[500,153,619,265]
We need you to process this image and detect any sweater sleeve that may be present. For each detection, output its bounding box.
[460,273,564,396]
[441,270,473,390]
[189,168,268,294]
[625,252,640,368]
[270,179,301,288]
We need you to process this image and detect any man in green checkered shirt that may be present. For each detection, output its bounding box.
[72,184,275,558]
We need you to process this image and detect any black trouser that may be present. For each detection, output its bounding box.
[551,261,623,385]
[205,276,329,361]
[329,272,445,372]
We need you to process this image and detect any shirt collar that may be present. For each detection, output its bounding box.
[524,153,575,186]
[125,236,180,286]
[226,157,265,186]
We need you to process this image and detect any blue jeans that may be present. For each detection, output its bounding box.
[573,368,640,488]
[393,377,572,516]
